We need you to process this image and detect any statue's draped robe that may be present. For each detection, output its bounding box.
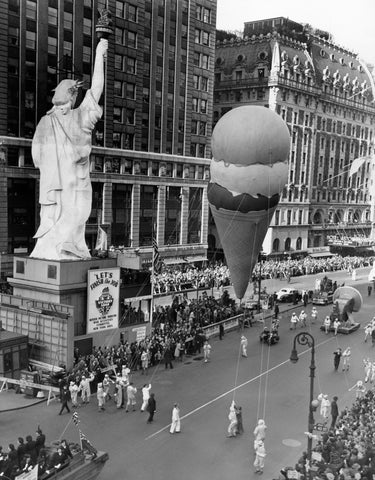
[30,90,102,260]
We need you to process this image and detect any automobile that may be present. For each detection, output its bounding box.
[312,291,334,305]
[275,288,302,303]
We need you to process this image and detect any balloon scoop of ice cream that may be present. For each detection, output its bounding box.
[209,106,290,299]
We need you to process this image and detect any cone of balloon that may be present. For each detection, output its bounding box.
[208,106,291,299]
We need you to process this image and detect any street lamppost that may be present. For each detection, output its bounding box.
[290,332,316,479]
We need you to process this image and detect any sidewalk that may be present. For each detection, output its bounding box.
[0,388,47,412]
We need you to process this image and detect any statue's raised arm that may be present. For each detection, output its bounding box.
[30,39,108,261]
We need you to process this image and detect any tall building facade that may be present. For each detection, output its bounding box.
[213,17,375,257]
[0,0,217,278]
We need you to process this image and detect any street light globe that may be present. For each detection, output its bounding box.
[311,399,319,411]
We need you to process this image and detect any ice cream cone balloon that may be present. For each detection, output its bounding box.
[209,106,290,299]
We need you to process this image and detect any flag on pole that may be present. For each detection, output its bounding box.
[72,411,80,427]
[348,156,370,177]
[79,430,98,457]
[152,237,163,274]
[95,226,108,251]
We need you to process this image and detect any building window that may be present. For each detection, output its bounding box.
[188,188,202,243]
[115,28,125,45]
[64,12,73,30]
[8,26,19,46]
[124,133,134,149]
[127,57,136,74]
[116,0,125,18]
[128,4,138,22]
[26,0,37,20]
[83,17,92,36]
[193,74,199,89]
[113,133,122,148]
[48,36,57,55]
[201,77,208,91]
[114,80,123,97]
[126,109,135,125]
[199,121,207,136]
[26,31,36,50]
[83,46,91,63]
[16,260,25,274]
[115,54,124,71]
[48,7,58,25]
[200,99,207,114]
[128,31,137,48]
[113,107,122,123]
[201,54,209,69]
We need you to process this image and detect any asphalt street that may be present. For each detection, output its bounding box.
[1,266,375,480]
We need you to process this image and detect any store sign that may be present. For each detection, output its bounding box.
[132,326,147,342]
[87,268,120,334]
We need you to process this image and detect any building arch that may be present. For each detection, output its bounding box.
[273,238,280,252]
[284,237,291,251]
[313,210,324,224]
[296,237,302,251]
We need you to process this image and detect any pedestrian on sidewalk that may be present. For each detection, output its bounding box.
[146,393,156,423]
[58,385,70,415]
[240,335,248,357]
[141,384,152,412]
[219,323,224,340]
[170,403,181,434]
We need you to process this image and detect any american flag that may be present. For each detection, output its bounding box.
[79,430,97,457]
[72,411,80,427]
[152,237,163,274]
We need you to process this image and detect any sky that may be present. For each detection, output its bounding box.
[216,0,375,68]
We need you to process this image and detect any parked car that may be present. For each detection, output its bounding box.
[275,288,302,303]
[312,291,334,305]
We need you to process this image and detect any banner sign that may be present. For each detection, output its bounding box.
[87,267,120,334]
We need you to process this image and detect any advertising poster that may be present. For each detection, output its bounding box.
[87,267,120,334]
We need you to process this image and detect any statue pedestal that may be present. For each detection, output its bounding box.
[4,256,117,369]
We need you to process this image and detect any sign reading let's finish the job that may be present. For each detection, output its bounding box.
[87,267,120,334]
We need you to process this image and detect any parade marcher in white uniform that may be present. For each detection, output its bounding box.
[364,323,373,342]
[227,401,238,437]
[333,318,341,336]
[324,316,331,334]
[79,373,95,404]
[170,403,181,434]
[97,383,105,412]
[299,310,307,328]
[240,335,248,357]
[341,347,351,371]
[103,374,114,401]
[317,393,331,419]
[115,372,126,409]
[253,419,267,450]
[290,312,298,330]
[349,380,366,399]
[141,384,152,412]
[125,382,137,412]
[364,358,372,383]
[203,340,211,363]
[254,440,266,474]
[311,306,318,324]
[69,381,80,408]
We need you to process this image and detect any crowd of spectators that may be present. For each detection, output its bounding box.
[153,262,231,294]
[150,255,374,297]
[278,390,375,480]
[68,290,242,391]
[252,255,374,281]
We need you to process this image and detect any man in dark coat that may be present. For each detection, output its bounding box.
[333,348,342,371]
[59,385,71,415]
[330,396,339,430]
[25,435,37,464]
[164,346,174,369]
[35,427,46,456]
[147,393,156,424]
[16,438,26,468]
